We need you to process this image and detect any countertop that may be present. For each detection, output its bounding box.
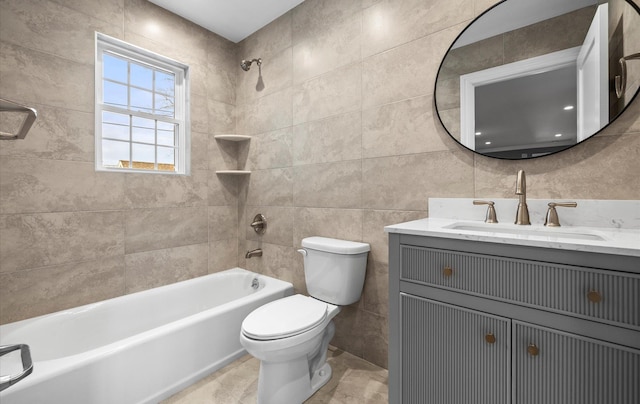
[385,218,640,257]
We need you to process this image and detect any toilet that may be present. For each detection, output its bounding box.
[240,236,370,404]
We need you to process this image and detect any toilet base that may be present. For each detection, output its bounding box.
[256,359,332,404]
[310,362,332,394]
[255,322,336,404]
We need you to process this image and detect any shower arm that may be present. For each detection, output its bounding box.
[241,58,262,71]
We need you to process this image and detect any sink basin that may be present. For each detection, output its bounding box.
[443,222,607,241]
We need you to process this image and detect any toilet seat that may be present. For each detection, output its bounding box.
[242,295,328,340]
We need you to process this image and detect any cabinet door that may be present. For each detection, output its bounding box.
[400,293,510,404]
[514,321,640,404]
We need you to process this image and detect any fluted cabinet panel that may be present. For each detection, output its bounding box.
[400,246,640,329]
[513,321,640,404]
[401,293,510,404]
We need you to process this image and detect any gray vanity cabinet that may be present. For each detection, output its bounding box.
[513,321,640,404]
[401,294,511,404]
[388,233,640,404]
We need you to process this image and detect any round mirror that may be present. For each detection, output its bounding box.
[434,0,640,159]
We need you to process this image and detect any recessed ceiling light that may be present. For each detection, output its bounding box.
[555,133,562,137]
[475,132,482,136]
[485,141,491,145]
[563,105,574,110]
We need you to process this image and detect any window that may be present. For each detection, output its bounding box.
[95,33,190,174]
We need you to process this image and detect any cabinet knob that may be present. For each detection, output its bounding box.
[443,266,453,277]
[485,333,496,344]
[527,343,539,357]
[587,290,602,303]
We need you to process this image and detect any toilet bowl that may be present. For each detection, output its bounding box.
[240,237,369,404]
[240,295,340,403]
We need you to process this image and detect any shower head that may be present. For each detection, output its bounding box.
[241,58,262,71]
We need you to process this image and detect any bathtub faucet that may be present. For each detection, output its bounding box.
[245,248,263,259]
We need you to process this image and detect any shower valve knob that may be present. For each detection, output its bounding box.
[250,214,267,234]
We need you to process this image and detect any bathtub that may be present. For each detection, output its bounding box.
[0,268,293,404]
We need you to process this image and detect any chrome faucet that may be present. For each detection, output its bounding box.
[245,248,263,259]
[514,170,531,225]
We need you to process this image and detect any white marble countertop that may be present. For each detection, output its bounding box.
[385,218,640,257]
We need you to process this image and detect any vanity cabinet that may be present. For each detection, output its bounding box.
[388,233,640,404]
[401,294,511,403]
[513,322,640,404]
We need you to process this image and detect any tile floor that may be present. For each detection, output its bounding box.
[162,346,388,403]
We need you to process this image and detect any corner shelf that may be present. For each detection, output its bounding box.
[213,134,251,176]
[214,134,251,142]
[215,170,251,175]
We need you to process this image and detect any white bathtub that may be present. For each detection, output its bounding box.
[0,268,293,404]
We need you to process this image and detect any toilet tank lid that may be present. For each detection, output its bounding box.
[301,237,370,254]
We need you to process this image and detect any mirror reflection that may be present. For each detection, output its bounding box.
[435,0,640,159]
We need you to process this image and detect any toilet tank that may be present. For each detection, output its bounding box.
[300,237,370,305]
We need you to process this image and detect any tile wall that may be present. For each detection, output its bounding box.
[0,0,639,371]
[0,0,239,323]
[235,0,640,369]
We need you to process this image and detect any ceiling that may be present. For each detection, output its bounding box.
[453,0,601,48]
[148,0,306,43]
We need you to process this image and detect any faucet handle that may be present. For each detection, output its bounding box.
[544,202,577,227]
[473,200,498,223]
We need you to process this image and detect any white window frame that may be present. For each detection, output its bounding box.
[95,32,190,175]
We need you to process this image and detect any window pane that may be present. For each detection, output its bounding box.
[132,116,155,144]
[130,62,153,90]
[102,111,129,140]
[103,111,129,126]
[155,71,175,95]
[103,81,128,108]
[132,143,155,169]
[157,146,175,171]
[103,53,127,83]
[130,88,153,113]
[157,122,175,146]
[154,93,174,117]
[102,123,129,141]
[102,139,130,168]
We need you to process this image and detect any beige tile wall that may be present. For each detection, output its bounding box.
[0,0,239,324]
[1,0,639,372]
[235,0,640,369]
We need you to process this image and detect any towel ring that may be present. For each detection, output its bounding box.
[0,98,38,140]
[615,53,640,99]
